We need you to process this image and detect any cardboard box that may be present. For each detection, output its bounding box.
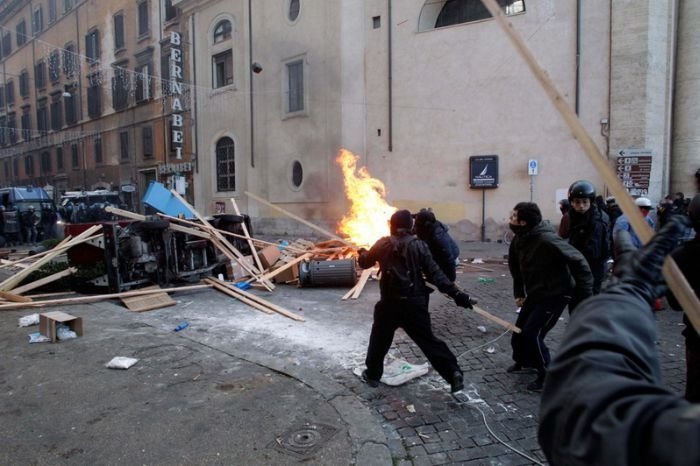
[257,244,282,270]
[39,311,83,342]
[227,255,255,279]
[272,262,300,284]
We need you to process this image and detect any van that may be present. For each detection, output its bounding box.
[0,186,62,243]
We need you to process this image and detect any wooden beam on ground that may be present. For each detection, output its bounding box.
[0,225,102,292]
[350,268,373,299]
[105,206,211,239]
[0,283,212,311]
[230,197,266,277]
[0,259,29,269]
[121,286,177,312]
[246,191,354,247]
[207,277,304,321]
[0,235,74,270]
[478,0,700,332]
[11,267,78,295]
[205,278,273,315]
[0,291,32,303]
[252,253,312,284]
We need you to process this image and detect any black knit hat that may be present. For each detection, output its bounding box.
[390,209,413,234]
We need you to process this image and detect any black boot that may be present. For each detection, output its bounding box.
[450,371,464,393]
[527,371,545,392]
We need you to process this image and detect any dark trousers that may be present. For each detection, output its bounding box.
[365,296,460,384]
[511,296,569,374]
[686,336,700,403]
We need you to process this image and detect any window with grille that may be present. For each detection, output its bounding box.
[138,1,149,37]
[87,73,102,118]
[112,66,129,111]
[63,43,75,76]
[216,137,235,192]
[135,63,152,102]
[212,50,233,88]
[49,50,60,82]
[213,20,231,43]
[35,61,46,89]
[16,20,26,46]
[286,60,304,113]
[114,13,125,50]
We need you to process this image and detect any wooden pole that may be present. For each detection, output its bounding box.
[252,253,312,283]
[207,277,304,321]
[206,278,273,315]
[478,0,700,332]
[0,283,212,311]
[0,235,74,269]
[230,197,266,277]
[11,267,78,295]
[246,191,355,247]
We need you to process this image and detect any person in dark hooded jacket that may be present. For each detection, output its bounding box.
[539,215,700,466]
[413,208,460,281]
[357,209,473,393]
[507,202,593,391]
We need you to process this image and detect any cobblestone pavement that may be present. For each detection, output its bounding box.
[340,241,688,466]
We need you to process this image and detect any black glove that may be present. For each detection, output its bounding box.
[357,248,368,256]
[453,291,474,309]
[611,215,690,304]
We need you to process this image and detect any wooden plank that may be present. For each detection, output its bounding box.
[472,305,521,334]
[0,235,73,270]
[11,267,78,295]
[105,206,212,239]
[121,286,176,312]
[0,283,212,311]
[208,277,304,322]
[230,197,266,278]
[350,268,373,299]
[478,0,700,332]
[250,253,312,283]
[0,259,29,269]
[0,225,102,292]
[205,278,274,315]
[0,291,32,303]
[246,191,354,247]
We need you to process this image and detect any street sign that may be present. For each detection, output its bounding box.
[528,159,538,175]
[616,148,652,196]
[469,155,499,189]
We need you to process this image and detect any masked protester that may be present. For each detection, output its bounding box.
[612,197,655,250]
[413,208,460,281]
[539,215,699,466]
[357,209,473,393]
[507,202,593,391]
[564,180,611,294]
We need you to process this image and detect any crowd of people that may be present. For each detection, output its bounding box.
[0,203,59,247]
[356,168,700,465]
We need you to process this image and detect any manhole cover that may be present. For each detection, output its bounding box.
[272,422,340,459]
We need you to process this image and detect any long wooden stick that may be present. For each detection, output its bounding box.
[208,277,304,322]
[350,268,373,299]
[11,267,78,295]
[246,191,354,247]
[0,235,74,269]
[249,252,312,284]
[472,305,521,334]
[0,283,212,311]
[205,278,273,315]
[0,291,32,303]
[479,0,700,332]
[230,198,266,276]
[105,206,211,239]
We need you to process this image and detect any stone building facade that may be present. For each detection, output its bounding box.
[0,0,193,210]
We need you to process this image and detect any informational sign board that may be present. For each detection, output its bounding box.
[469,155,499,189]
[616,149,652,197]
[528,159,538,175]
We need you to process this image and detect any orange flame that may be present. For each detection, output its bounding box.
[336,148,397,247]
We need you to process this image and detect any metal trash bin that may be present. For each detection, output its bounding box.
[299,259,358,287]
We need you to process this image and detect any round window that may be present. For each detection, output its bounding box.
[291,160,303,188]
[288,0,300,22]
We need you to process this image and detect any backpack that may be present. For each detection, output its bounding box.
[382,236,416,298]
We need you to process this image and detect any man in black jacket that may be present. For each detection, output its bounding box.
[413,208,460,281]
[507,202,593,391]
[357,209,473,393]
[539,215,699,466]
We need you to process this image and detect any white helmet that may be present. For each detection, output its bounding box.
[634,197,652,208]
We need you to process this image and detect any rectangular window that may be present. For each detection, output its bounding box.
[19,71,29,97]
[86,29,100,63]
[32,7,44,36]
[138,1,149,37]
[372,16,381,29]
[0,85,4,108]
[114,14,125,50]
[63,44,75,76]
[16,20,26,46]
[94,137,102,164]
[71,143,79,168]
[34,61,46,89]
[50,97,62,130]
[13,158,18,178]
[216,139,236,192]
[5,81,14,105]
[87,73,102,118]
[135,63,152,102]
[164,0,178,21]
[49,50,60,82]
[112,67,129,111]
[160,49,171,94]
[56,146,64,170]
[25,155,34,176]
[36,101,48,133]
[3,161,9,178]
[0,117,6,146]
[64,88,76,124]
[49,0,57,24]
[2,32,11,57]
[119,131,129,160]
[41,151,51,172]
[21,109,31,141]
[64,0,73,13]
[7,113,16,143]
[142,126,153,158]
[212,50,233,88]
[287,60,304,113]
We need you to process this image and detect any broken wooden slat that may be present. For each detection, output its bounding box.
[205,278,273,315]
[230,197,267,279]
[472,305,521,334]
[0,259,29,269]
[11,267,78,295]
[252,253,312,284]
[0,291,32,303]
[208,277,304,322]
[0,283,212,311]
[121,286,177,312]
[350,268,374,300]
[0,234,74,270]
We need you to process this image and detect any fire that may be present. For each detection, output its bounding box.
[336,148,397,247]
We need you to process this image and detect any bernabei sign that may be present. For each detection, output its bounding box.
[169,31,184,160]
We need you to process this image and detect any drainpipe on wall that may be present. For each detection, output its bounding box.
[575,0,581,115]
[248,0,255,167]
[191,14,199,175]
[387,0,393,152]
[666,0,680,192]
